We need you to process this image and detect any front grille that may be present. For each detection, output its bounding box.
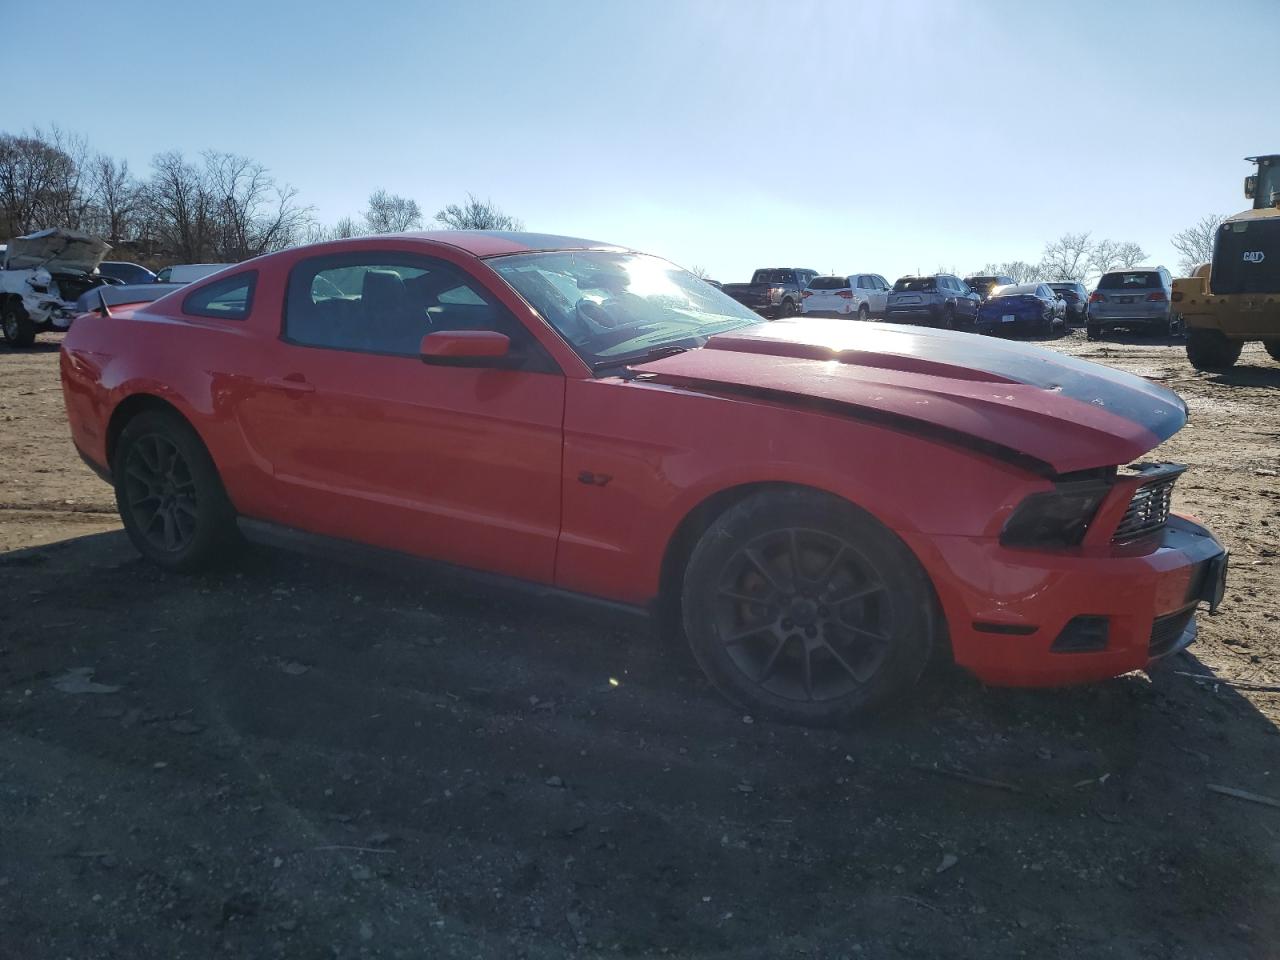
[1113,476,1176,543]
[1149,609,1196,657]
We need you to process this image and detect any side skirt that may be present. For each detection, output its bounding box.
[236,517,653,625]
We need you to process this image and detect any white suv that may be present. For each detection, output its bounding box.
[801,273,890,320]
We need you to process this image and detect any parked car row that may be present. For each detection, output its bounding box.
[0,226,234,347]
[721,263,1178,340]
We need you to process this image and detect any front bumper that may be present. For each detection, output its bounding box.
[903,514,1227,687]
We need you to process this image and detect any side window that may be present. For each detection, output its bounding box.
[855,275,869,289]
[285,252,538,358]
[183,271,256,320]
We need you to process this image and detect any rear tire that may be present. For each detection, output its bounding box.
[680,488,936,726]
[113,410,241,572]
[779,299,798,318]
[1086,323,1102,341]
[1185,328,1242,371]
[1,303,36,348]
[1264,339,1280,363]
[857,304,869,323]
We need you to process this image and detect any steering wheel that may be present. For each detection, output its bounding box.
[575,297,621,330]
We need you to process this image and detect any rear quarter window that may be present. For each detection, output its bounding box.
[183,272,257,320]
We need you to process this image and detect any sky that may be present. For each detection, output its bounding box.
[3,0,1278,282]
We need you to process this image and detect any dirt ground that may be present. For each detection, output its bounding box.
[2,330,1278,960]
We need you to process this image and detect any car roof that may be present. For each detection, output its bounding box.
[388,231,626,258]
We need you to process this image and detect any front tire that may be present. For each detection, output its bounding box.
[681,489,936,726]
[1185,328,1242,371]
[1,303,36,348]
[940,305,956,330]
[113,411,241,572]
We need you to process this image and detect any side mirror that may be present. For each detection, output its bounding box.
[420,330,511,366]
[1245,175,1257,200]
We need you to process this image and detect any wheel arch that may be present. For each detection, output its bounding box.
[106,393,202,468]
[655,480,949,657]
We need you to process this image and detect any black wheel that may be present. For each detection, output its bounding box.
[857,304,869,322]
[1185,328,1242,371]
[113,410,241,572]
[1263,339,1280,363]
[778,299,798,318]
[1,302,36,348]
[940,306,956,330]
[1086,323,1102,341]
[681,489,936,725]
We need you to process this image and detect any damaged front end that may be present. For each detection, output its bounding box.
[0,228,113,337]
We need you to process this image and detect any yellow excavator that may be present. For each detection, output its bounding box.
[1173,155,1280,370]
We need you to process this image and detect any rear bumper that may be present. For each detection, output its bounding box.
[1089,309,1169,326]
[884,303,941,325]
[904,514,1227,687]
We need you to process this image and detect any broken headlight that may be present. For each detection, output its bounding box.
[1000,481,1111,548]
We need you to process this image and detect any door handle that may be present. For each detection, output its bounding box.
[265,374,315,394]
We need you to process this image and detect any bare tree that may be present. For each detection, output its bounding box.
[304,215,364,244]
[204,151,312,260]
[1090,239,1148,277]
[1001,261,1042,283]
[687,264,709,279]
[86,153,139,241]
[0,129,83,237]
[1113,241,1148,269]
[143,151,214,262]
[1172,214,1226,275]
[434,193,523,231]
[1040,232,1094,282]
[363,189,422,233]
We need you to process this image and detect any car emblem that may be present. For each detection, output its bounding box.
[1243,251,1266,263]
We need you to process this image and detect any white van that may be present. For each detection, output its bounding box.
[155,263,232,284]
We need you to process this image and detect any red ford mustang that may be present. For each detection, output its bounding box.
[59,232,1228,724]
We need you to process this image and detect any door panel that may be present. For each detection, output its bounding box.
[239,349,565,583]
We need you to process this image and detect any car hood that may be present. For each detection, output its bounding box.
[631,319,1187,475]
[3,228,111,273]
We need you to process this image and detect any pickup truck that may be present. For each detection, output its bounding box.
[721,267,818,318]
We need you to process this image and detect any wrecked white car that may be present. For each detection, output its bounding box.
[0,228,113,347]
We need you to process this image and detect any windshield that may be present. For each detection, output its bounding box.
[893,277,936,292]
[1256,159,1280,209]
[488,250,764,370]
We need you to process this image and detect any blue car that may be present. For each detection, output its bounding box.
[976,283,1067,337]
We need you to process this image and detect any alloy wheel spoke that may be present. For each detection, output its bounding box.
[757,634,791,683]
[722,621,772,647]
[822,639,874,684]
[161,508,178,550]
[718,586,774,607]
[827,581,886,605]
[742,547,787,595]
[800,643,814,701]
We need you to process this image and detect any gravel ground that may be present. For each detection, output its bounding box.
[1,330,1278,959]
